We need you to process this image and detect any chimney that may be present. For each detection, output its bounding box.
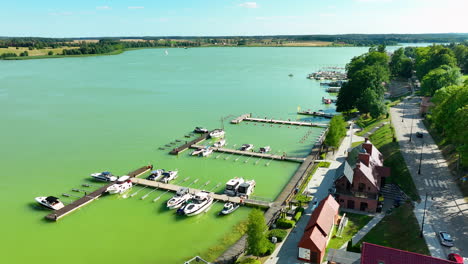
[364,137,369,143]
[359,153,370,166]
[362,142,372,155]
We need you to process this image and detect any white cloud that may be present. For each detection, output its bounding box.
[239,2,259,8]
[96,6,111,10]
[128,6,145,9]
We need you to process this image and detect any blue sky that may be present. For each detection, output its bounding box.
[2,0,467,37]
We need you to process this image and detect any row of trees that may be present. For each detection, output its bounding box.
[336,45,390,118]
[324,115,347,148]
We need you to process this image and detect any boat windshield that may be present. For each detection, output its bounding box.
[238,186,246,194]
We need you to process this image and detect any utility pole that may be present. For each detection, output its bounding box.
[420,192,428,238]
[409,109,414,142]
[418,141,424,175]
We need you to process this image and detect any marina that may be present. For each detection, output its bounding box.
[44,165,152,221]
[231,114,328,127]
[170,132,211,155]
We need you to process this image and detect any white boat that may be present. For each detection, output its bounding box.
[240,144,254,151]
[106,176,133,194]
[35,196,65,210]
[167,187,192,209]
[191,149,204,156]
[194,127,209,133]
[237,180,256,198]
[147,169,165,181]
[259,146,271,153]
[220,202,240,215]
[213,139,226,148]
[209,129,225,138]
[159,170,178,184]
[183,191,214,216]
[201,148,213,157]
[164,49,169,55]
[91,171,117,182]
[224,178,245,196]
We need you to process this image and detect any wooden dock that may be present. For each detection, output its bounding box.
[45,165,152,221]
[131,178,272,208]
[170,132,210,155]
[297,111,335,119]
[231,113,251,124]
[191,145,306,163]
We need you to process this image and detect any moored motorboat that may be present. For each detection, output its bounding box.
[240,144,254,151]
[213,139,226,148]
[106,176,133,194]
[201,148,213,157]
[194,127,209,133]
[159,170,178,184]
[35,196,65,210]
[183,191,214,216]
[209,129,225,138]
[259,146,271,153]
[191,149,204,156]
[219,202,240,215]
[237,180,256,198]
[147,169,165,181]
[167,187,192,209]
[224,177,245,196]
[91,171,117,182]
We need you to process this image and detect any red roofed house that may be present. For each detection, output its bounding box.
[298,195,340,263]
[361,243,456,264]
[334,138,391,213]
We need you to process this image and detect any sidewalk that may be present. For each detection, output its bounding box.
[351,214,384,245]
[265,123,364,264]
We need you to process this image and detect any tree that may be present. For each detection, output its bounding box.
[324,115,347,148]
[48,51,53,56]
[415,45,457,79]
[390,48,413,78]
[246,209,269,256]
[421,65,461,96]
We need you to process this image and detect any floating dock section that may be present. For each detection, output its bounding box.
[170,133,210,155]
[131,178,272,208]
[191,145,305,163]
[45,165,152,221]
[297,111,335,119]
[231,114,328,128]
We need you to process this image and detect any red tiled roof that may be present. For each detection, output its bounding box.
[361,243,456,264]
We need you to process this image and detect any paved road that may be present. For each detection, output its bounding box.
[390,96,468,259]
[264,124,364,264]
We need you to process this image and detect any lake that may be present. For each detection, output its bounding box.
[0,47,370,263]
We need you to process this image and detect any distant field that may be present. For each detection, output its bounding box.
[281,41,332,46]
[0,47,78,56]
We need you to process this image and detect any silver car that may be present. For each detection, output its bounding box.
[438,231,454,247]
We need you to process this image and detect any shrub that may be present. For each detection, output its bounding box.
[237,257,261,264]
[276,218,295,229]
[294,211,302,222]
[295,206,305,214]
[268,229,288,242]
[295,194,311,203]
[264,241,276,255]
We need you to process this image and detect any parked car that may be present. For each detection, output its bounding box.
[438,231,454,247]
[447,253,464,264]
[416,132,424,138]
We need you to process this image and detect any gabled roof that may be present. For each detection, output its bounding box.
[361,243,455,264]
[356,162,378,188]
[335,161,354,183]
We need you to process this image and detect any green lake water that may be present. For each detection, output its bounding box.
[0,47,369,264]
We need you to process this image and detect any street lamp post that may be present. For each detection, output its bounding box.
[409,109,414,142]
[420,192,428,238]
[418,141,424,175]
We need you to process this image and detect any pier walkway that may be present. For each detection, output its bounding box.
[170,132,210,155]
[131,178,272,208]
[45,165,152,221]
[191,145,306,163]
[297,111,335,119]
[230,114,328,128]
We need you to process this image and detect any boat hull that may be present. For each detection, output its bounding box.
[184,198,213,216]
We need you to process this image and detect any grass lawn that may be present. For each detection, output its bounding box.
[369,124,420,201]
[351,141,364,148]
[327,212,373,250]
[352,203,429,255]
[355,116,389,137]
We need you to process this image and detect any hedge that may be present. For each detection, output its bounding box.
[264,242,276,255]
[268,229,288,242]
[276,218,295,229]
[294,211,302,222]
[237,258,261,264]
[295,206,305,214]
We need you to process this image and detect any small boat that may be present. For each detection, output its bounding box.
[164,49,169,56]
[213,139,226,148]
[191,149,204,156]
[224,178,245,196]
[219,202,240,215]
[209,129,225,138]
[194,127,209,133]
[201,148,213,157]
[259,146,271,153]
[167,187,192,209]
[183,191,214,216]
[288,74,293,77]
[322,97,332,104]
[147,169,165,181]
[159,170,178,184]
[240,144,254,151]
[91,171,117,182]
[35,196,65,210]
[106,176,133,194]
[237,180,256,198]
